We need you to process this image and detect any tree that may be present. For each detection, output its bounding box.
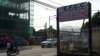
[82,11,100,29]
[32,27,36,35]
[92,11,100,26]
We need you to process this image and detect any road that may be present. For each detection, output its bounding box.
[0,46,57,56]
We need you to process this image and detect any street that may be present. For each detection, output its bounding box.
[0,46,57,56]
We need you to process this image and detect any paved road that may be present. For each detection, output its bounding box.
[0,46,57,56]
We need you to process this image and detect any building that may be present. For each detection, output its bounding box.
[0,0,32,39]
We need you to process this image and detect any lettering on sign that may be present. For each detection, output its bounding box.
[58,2,89,22]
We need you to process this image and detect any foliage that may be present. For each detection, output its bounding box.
[82,11,100,29]
[32,27,36,35]
[82,22,89,29]
[92,11,100,26]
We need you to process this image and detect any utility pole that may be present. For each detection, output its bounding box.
[49,16,50,29]
[48,15,56,38]
[49,16,51,38]
[44,23,48,39]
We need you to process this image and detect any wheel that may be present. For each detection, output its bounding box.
[7,54,11,56]
[41,46,44,48]
[16,50,20,55]
[7,52,11,56]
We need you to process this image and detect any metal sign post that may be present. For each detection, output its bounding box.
[57,8,60,56]
[88,3,92,56]
[57,2,92,56]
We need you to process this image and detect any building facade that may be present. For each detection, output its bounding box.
[0,0,33,39]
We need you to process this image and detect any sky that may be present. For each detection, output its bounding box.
[33,0,100,31]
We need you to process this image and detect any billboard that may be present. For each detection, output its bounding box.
[58,2,89,22]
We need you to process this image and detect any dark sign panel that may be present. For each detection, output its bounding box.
[58,2,89,22]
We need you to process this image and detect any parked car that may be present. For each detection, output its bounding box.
[13,37,25,46]
[0,34,14,48]
[41,38,57,48]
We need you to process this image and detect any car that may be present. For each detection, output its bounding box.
[41,38,57,48]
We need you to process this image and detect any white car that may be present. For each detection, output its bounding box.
[41,38,57,48]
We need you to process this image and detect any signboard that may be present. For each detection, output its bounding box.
[57,2,92,56]
[58,2,89,22]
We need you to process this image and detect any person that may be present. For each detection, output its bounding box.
[7,41,18,53]
[7,41,18,56]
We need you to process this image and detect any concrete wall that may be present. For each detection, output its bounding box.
[84,29,100,53]
[92,30,100,53]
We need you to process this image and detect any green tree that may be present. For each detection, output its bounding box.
[33,27,36,35]
[82,11,100,29]
[29,27,36,36]
[92,11,100,26]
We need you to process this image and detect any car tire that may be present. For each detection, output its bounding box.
[41,46,44,48]
[7,51,11,56]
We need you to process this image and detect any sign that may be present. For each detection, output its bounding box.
[58,2,89,22]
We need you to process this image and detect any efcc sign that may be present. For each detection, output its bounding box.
[57,2,92,55]
[57,2,89,22]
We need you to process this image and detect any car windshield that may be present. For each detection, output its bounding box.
[46,38,57,41]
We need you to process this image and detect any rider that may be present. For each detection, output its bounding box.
[7,41,18,53]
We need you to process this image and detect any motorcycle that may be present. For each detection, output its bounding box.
[7,47,20,56]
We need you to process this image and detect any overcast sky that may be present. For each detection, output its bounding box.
[33,0,100,31]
